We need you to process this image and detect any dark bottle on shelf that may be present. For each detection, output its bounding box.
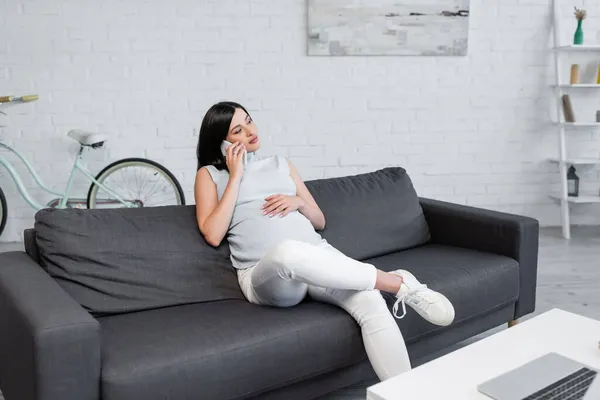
[567,166,579,197]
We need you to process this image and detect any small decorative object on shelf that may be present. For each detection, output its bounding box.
[597,64,600,84]
[597,110,600,122]
[562,94,576,122]
[567,166,580,197]
[573,7,586,45]
[570,64,581,83]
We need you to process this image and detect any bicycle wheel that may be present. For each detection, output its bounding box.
[0,186,6,237]
[87,158,185,209]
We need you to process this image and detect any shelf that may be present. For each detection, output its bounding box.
[553,84,600,88]
[549,194,600,204]
[556,122,600,127]
[547,157,600,164]
[555,44,600,51]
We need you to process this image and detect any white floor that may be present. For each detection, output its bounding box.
[1,227,599,400]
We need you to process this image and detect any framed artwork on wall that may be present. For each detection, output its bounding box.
[308,0,470,56]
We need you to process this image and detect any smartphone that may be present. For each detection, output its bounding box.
[221,140,247,165]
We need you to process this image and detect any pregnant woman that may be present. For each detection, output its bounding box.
[194,101,455,380]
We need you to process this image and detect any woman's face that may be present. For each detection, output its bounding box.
[225,107,260,152]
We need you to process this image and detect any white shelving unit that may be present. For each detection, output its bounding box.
[551,0,600,239]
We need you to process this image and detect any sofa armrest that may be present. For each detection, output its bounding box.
[419,198,539,319]
[0,251,100,400]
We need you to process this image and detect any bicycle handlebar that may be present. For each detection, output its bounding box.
[0,95,39,103]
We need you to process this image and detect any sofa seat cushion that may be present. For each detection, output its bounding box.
[365,244,519,343]
[98,299,365,400]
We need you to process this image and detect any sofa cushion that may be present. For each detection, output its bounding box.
[365,244,519,342]
[98,299,365,400]
[34,206,243,317]
[305,167,430,261]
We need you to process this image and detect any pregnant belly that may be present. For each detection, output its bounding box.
[235,210,321,242]
[228,210,324,264]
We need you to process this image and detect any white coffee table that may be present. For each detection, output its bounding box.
[367,309,600,400]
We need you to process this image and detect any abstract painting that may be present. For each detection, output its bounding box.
[308,0,470,56]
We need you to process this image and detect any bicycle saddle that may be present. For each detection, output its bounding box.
[68,129,109,147]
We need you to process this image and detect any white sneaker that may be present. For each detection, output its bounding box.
[391,270,455,326]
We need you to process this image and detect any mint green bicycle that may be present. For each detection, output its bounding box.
[0,95,185,237]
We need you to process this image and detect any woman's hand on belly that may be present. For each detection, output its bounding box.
[262,194,305,217]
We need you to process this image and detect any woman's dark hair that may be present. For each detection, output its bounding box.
[196,101,251,171]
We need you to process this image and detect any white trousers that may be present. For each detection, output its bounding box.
[237,239,412,380]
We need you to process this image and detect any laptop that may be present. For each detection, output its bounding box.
[477,352,600,400]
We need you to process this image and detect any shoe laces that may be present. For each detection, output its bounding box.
[393,284,431,320]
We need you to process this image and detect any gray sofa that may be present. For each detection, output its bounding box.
[0,167,539,400]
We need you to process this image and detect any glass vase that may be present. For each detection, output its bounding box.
[574,20,584,45]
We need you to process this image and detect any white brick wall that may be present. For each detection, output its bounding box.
[1,0,600,242]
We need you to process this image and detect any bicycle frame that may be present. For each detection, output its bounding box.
[0,142,135,210]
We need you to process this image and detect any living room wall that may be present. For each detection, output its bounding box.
[1,0,600,241]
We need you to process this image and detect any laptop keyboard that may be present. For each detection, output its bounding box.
[523,367,598,400]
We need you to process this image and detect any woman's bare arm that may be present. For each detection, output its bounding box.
[194,168,241,247]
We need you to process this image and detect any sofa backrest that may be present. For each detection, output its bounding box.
[305,167,430,260]
[34,206,244,317]
[33,166,429,317]
[24,228,41,264]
